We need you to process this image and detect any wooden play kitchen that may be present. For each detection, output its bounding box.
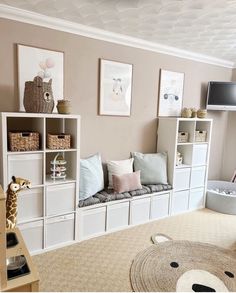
[0,186,39,292]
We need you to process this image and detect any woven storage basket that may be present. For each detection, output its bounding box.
[178,132,189,143]
[195,130,207,142]
[9,132,39,151]
[47,134,71,150]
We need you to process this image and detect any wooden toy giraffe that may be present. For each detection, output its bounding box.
[6,176,31,230]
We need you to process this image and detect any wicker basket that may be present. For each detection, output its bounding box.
[178,132,189,143]
[195,130,207,142]
[47,133,71,150]
[8,132,39,151]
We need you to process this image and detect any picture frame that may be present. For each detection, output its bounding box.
[17,44,64,112]
[99,59,133,116]
[158,69,184,117]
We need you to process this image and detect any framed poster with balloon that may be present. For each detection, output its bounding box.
[17,44,64,112]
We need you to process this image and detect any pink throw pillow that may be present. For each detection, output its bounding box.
[112,171,142,193]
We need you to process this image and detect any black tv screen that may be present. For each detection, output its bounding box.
[207,82,236,110]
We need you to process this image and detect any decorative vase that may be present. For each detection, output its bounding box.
[197,109,207,118]
[23,76,54,113]
[181,108,192,118]
[57,99,72,114]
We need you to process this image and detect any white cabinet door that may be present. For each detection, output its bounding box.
[191,166,206,188]
[18,220,43,253]
[46,214,74,248]
[151,193,170,220]
[18,188,43,222]
[192,144,208,166]
[171,190,189,215]
[130,197,151,225]
[79,207,106,239]
[189,188,204,210]
[107,202,129,231]
[46,183,75,216]
[174,168,191,191]
[8,154,43,186]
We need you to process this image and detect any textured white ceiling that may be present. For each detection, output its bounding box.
[1,0,236,63]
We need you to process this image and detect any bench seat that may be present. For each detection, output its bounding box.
[78,183,172,208]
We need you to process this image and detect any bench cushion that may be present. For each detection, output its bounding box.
[78,184,172,208]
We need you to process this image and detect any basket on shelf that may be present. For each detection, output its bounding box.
[195,130,207,142]
[178,132,189,143]
[47,133,71,150]
[8,132,39,152]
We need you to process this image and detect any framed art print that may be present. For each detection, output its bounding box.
[99,59,133,116]
[17,44,64,112]
[158,69,184,117]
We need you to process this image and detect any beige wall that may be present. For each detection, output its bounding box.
[0,18,233,179]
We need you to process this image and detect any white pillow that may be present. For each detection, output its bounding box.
[107,158,134,189]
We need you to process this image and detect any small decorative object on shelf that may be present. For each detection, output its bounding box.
[176,151,183,166]
[47,133,71,149]
[8,131,39,151]
[197,109,207,118]
[195,130,207,142]
[51,153,67,180]
[57,99,72,114]
[191,108,197,118]
[24,76,54,113]
[178,132,188,143]
[181,107,192,118]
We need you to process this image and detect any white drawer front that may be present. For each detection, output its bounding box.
[130,197,151,225]
[18,188,43,222]
[189,188,204,210]
[46,183,75,216]
[80,207,106,239]
[174,168,191,191]
[46,214,75,248]
[151,193,170,220]
[18,220,43,253]
[172,190,189,215]
[8,154,43,186]
[192,144,208,166]
[107,202,129,231]
[191,166,206,188]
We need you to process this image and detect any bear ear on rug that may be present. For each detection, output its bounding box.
[151,233,173,244]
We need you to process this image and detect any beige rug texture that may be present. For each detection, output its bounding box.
[33,209,236,292]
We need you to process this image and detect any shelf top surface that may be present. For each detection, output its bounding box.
[158,117,212,122]
[1,112,80,119]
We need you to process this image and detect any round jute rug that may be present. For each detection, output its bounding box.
[130,240,236,292]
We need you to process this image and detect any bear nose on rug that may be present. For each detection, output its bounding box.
[192,283,216,292]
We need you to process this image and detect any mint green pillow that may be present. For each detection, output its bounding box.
[132,152,168,185]
[79,153,104,200]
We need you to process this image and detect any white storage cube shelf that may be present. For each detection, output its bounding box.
[189,188,204,210]
[107,202,129,231]
[18,187,43,222]
[151,193,170,220]
[8,154,43,186]
[174,168,191,191]
[130,197,151,225]
[192,144,208,166]
[0,112,80,254]
[172,190,189,215]
[191,166,206,188]
[46,214,75,248]
[46,183,75,216]
[18,220,43,253]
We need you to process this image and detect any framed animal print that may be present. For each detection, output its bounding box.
[99,59,133,116]
[17,44,64,112]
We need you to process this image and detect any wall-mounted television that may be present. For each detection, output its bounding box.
[206,81,236,111]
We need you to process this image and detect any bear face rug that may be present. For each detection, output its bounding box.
[130,234,236,292]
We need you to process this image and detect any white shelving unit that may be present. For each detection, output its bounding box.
[157,117,212,215]
[0,112,80,254]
